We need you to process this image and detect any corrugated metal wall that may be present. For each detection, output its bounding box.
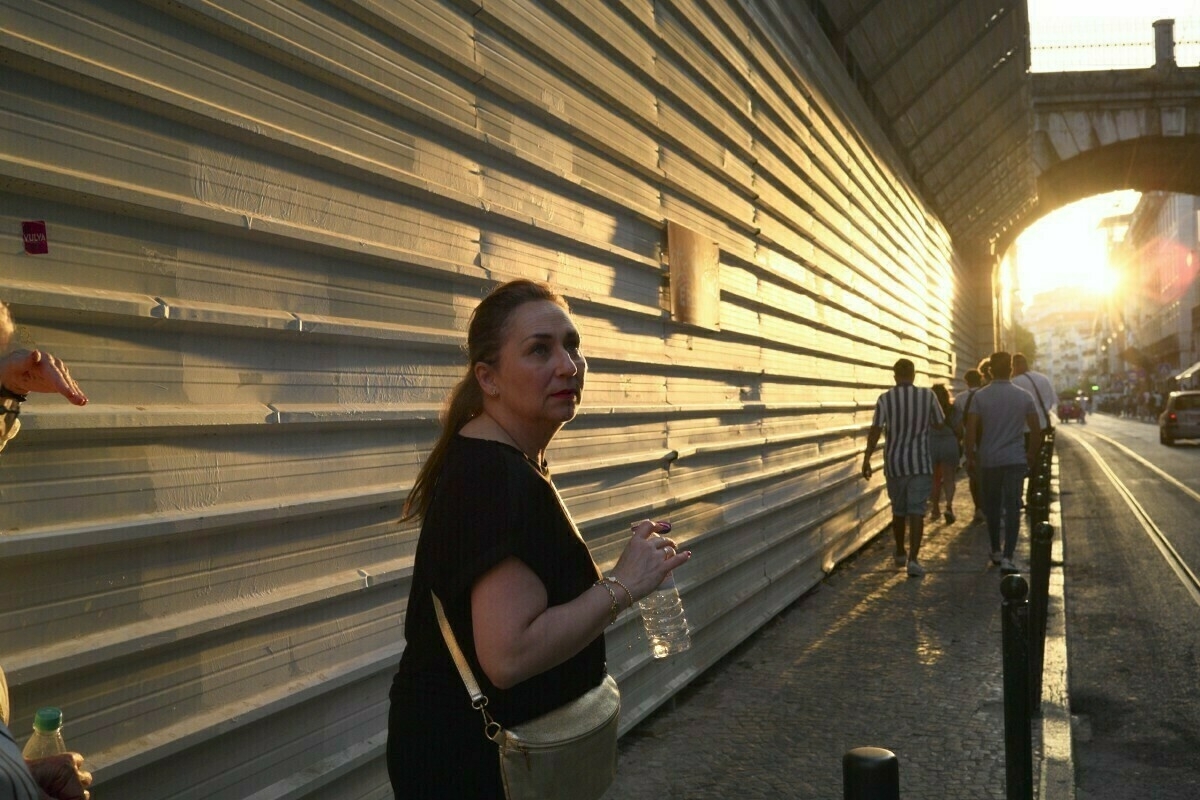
[1,1,963,797]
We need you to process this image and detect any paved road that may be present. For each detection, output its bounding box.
[1055,418,1200,800]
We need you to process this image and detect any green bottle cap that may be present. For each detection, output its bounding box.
[32,707,63,733]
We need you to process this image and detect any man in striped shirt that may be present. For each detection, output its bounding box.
[861,358,944,577]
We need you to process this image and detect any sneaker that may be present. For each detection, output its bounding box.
[907,559,926,577]
[1000,558,1019,574]
[990,550,1002,565]
[929,507,940,521]
[944,510,956,525]
[893,552,907,568]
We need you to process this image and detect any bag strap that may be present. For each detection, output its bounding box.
[433,592,503,741]
[1018,374,1049,418]
[433,592,485,703]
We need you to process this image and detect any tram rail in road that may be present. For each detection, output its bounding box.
[1058,426,1200,607]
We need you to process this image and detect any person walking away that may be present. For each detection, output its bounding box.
[959,369,985,524]
[861,358,944,577]
[976,356,993,386]
[964,352,1043,575]
[928,383,963,524]
[387,280,690,798]
[1011,353,1054,505]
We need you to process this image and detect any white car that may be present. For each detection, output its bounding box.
[1159,391,1200,445]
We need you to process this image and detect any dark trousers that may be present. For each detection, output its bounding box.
[982,464,1027,559]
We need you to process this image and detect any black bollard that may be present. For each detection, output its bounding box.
[1028,522,1055,715]
[1029,488,1048,523]
[843,747,899,800]
[1001,575,1033,800]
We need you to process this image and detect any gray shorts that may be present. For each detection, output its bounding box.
[885,473,933,517]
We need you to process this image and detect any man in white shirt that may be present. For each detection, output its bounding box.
[1012,353,1054,431]
[1012,353,1055,507]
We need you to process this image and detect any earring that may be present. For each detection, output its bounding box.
[490,388,499,397]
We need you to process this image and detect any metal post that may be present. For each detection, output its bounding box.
[1001,575,1032,800]
[1028,522,1055,715]
[1029,487,1048,523]
[843,747,899,800]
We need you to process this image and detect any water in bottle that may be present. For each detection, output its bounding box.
[22,707,68,760]
[639,573,691,658]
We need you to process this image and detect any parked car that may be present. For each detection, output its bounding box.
[1158,390,1200,445]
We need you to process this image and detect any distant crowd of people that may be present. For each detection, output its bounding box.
[861,350,1052,577]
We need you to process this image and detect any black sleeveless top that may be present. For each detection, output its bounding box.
[387,435,606,798]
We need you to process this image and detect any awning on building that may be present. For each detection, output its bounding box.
[1173,360,1200,383]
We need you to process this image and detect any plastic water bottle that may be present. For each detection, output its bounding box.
[22,707,68,759]
[639,572,691,658]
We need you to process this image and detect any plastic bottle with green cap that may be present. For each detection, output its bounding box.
[21,707,69,760]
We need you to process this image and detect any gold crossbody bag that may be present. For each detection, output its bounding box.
[432,592,620,800]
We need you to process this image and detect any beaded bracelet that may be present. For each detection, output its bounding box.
[604,576,635,610]
[594,579,619,626]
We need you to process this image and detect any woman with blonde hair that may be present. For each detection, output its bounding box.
[387,279,690,798]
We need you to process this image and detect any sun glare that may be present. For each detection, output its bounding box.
[1015,192,1139,308]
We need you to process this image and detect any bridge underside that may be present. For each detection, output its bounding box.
[1013,135,1200,251]
[831,4,1200,271]
[1006,65,1200,254]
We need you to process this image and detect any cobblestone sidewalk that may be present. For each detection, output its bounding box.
[605,499,1041,800]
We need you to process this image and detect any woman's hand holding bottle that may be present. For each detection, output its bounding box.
[610,520,690,602]
[609,520,693,658]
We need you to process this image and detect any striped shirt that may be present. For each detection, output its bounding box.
[871,383,943,477]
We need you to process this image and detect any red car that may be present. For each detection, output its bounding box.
[1057,398,1086,423]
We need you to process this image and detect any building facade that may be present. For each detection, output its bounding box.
[1114,192,1200,394]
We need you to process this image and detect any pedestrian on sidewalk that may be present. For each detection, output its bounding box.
[959,369,985,524]
[963,351,1043,574]
[386,280,687,799]
[1012,352,1055,506]
[928,382,963,524]
[976,356,993,386]
[861,358,944,577]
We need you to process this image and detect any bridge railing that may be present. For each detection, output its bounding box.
[1031,16,1200,72]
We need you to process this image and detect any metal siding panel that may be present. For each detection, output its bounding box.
[477,0,658,125]
[655,0,753,125]
[473,29,660,174]
[1,1,964,797]
[540,0,658,78]
[330,0,483,73]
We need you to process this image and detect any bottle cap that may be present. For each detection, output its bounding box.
[32,707,63,732]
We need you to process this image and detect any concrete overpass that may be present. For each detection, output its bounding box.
[1021,59,1200,253]
[823,6,1199,342]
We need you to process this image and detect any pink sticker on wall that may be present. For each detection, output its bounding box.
[22,220,49,254]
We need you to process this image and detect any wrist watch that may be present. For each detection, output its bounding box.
[0,385,26,415]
